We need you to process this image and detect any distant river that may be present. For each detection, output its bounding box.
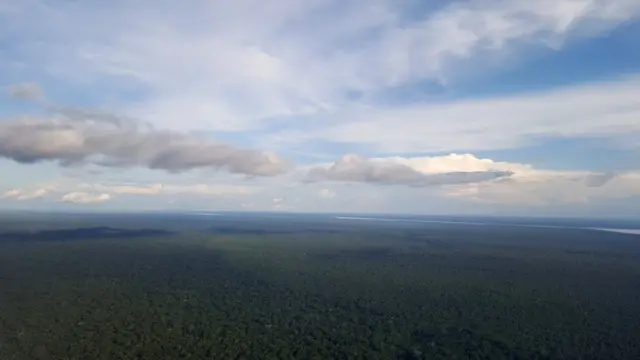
[335,216,640,236]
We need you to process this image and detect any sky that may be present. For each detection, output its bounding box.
[0,0,639,217]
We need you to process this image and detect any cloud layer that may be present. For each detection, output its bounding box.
[61,192,111,204]
[1,188,48,201]
[2,153,639,215]
[3,0,639,132]
[307,154,513,186]
[0,117,289,176]
[273,75,640,154]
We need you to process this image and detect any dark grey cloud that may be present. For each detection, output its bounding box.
[584,172,616,187]
[0,117,290,176]
[7,83,44,101]
[306,155,512,186]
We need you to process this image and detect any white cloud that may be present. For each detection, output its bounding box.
[277,75,640,153]
[4,152,640,211]
[91,183,163,195]
[77,182,255,198]
[444,169,640,206]
[1,189,21,198]
[1,188,48,201]
[0,116,290,176]
[1,179,256,205]
[1,153,639,214]
[163,184,254,197]
[61,192,111,204]
[369,0,640,84]
[377,153,531,174]
[271,197,296,211]
[3,0,639,133]
[307,154,513,186]
[302,153,640,207]
[318,189,336,199]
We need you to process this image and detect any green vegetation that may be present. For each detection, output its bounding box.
[1,217,640,359]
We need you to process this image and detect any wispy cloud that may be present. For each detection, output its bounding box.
[277,75,640,153]
[3,0,638,132]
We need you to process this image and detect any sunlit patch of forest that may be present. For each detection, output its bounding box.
[1,217,640,359]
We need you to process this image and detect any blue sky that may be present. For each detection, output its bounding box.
[1,0,640,217]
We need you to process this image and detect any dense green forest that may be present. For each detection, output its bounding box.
[1,215,640,359]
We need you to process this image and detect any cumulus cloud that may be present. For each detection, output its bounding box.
[0,188,48,201]
[1,181,255,208]
[306,154,512,186]
[61,192,111,204]
[304,154,640,207]
[0,189,21,199]
[318,189,336,199]
[7,82,44,101]
[0,117,290,176]
[383,153,531,174]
